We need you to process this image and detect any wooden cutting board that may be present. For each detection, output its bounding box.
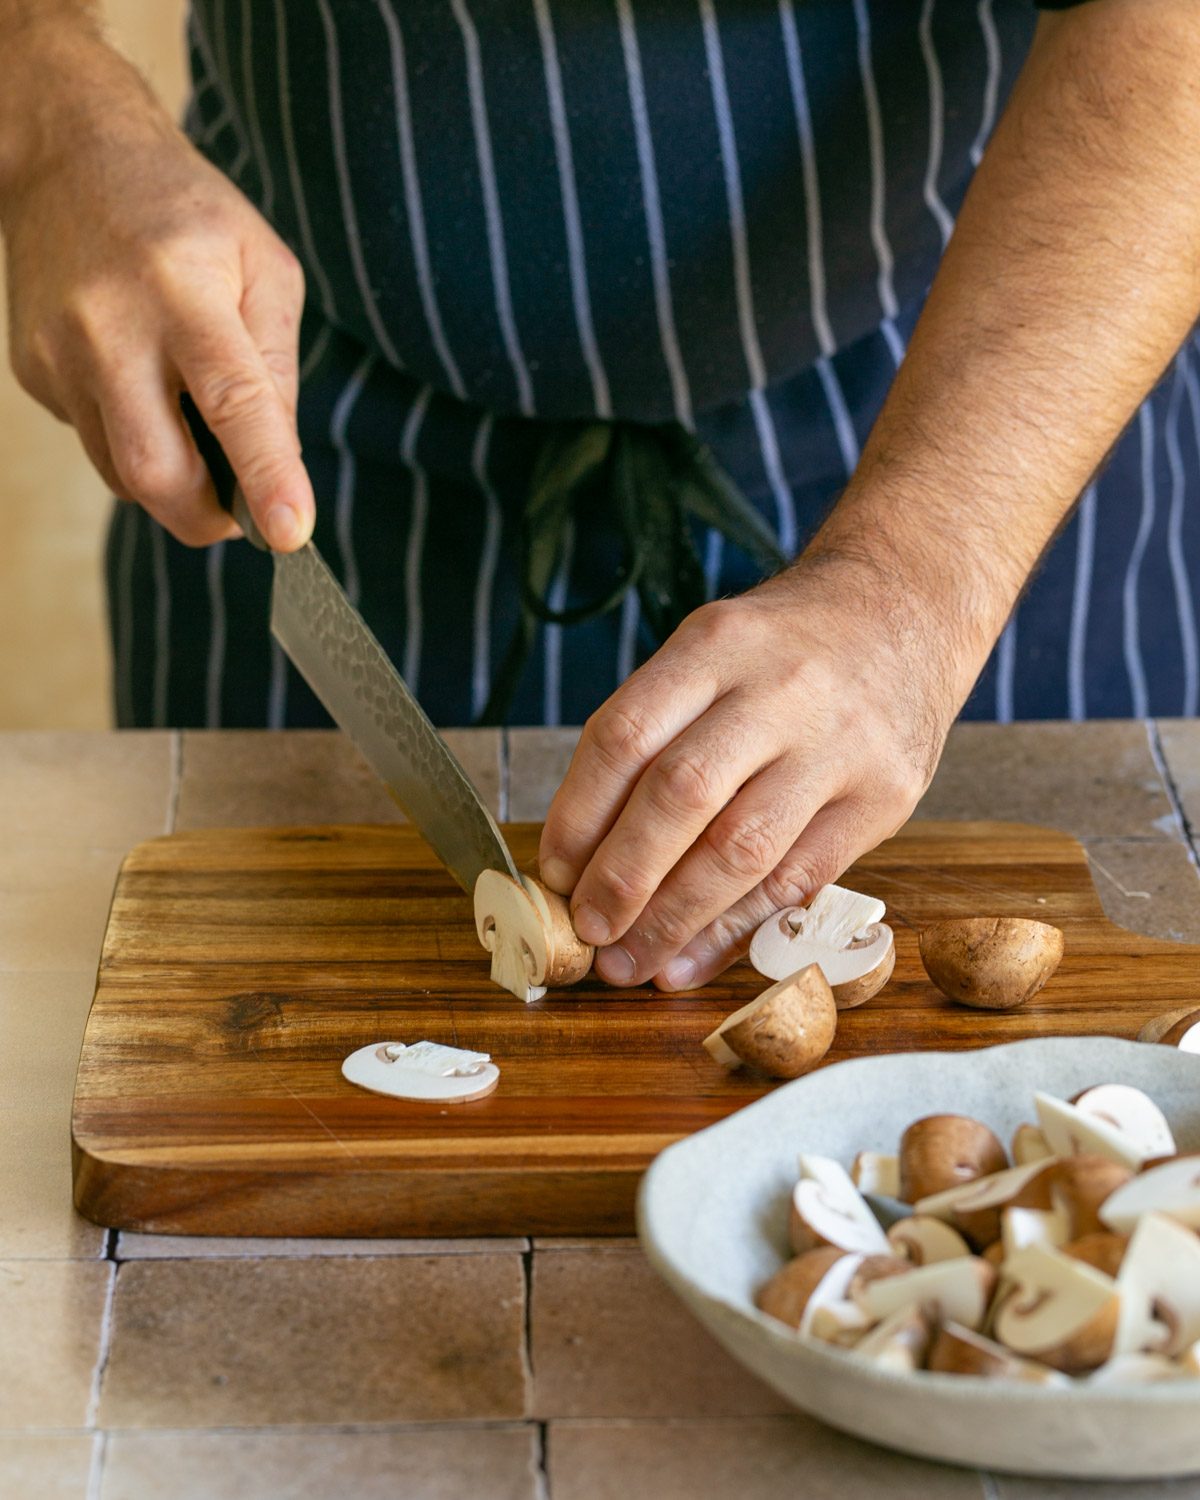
[71,820,1200,1237]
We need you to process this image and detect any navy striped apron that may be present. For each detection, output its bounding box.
[106,0,1200,728]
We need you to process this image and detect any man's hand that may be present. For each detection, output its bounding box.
[0,11,314,549]
[539,556,955,989]
[542,0,1200,991]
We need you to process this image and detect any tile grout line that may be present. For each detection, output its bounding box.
[521,1244,552,1499]
[499,728,511,823]
[979,1474,1002,1500]
[84,1430,108,1500]
[165,729,184,835]
[1147,719,1200,874]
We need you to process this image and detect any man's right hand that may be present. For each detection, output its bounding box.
[0,13,314,550]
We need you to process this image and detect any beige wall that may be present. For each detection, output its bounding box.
[0,2,188,728]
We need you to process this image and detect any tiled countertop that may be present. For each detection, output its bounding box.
[3,722,1200,1500]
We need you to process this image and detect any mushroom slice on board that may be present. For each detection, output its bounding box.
[1011,1123,1053,1165]
[857,1255,997,1333]
[927,1322,1070,1386]
[992,1244,1119,1375]
[918,916,1064,1010]
[1113,1211,1200,1357]
[1099,1154,1200,1234]
[851,1151,900,1199]
[703,965,837,1080]
[850,1305,933,1372]
[1138,1006,1200,1049]
[886,1215,973,1266]
[754,1247,861,1334]
[1070,1084,1177,1159]
[1086,1354,1192,1386]
[1034,1091,1149,1171]
[748,885,894,1009]
[790,1155,891,1256]
[898,1114,1009,1203]
[473,870,594,1002]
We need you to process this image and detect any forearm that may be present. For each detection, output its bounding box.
[0,2,166,212]
[806,0,1200,703]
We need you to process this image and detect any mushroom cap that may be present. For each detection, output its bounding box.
[1044,1154,1133,1239]
[704,964,837,1080]
[850,1304,933,1372]
[789,1156,891,1256]
[749,886,893,1008]
[755,1246,860,1332]
[1069,1084,1177,1160]
[918,916,1064,1010]
[1137,1005,1200,1046]
[915,1158,1056,1251]
[898,1114,1009,1204]
[1060,1231,1129,1279]
[993,1243,1119,1374]
[928,1323,1070,1385]
[1011,1123,1053,1166]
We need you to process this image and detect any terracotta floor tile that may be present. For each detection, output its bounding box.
[0,1434,95,1500]
[98,1426,540,1500]
[115,1234,529,1259]
[0,970,107,1258]
[531,1248,788,1419]
[546,1418,986,1500]
[994,1475,1200,1499]
[919,722,1175,840]
[174,728,503,829]
[531,1237,641,1251]
[1082,837,1200,944]
[506,730,579,822]
[0,733,171,851]
[1157,718,1200,847]
[0,1259,113,1428]
[98,1255,528,1427]
[0,854,131,973]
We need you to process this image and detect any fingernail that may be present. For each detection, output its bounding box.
[572,904,611,947]
[595,944,636,984]
[660,956,697,991]
[539,857,572,894]
[265,503,303,550]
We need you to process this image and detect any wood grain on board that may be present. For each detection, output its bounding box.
[71,821,1200,1237]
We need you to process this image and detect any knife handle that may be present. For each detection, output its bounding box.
[180,393,270,552]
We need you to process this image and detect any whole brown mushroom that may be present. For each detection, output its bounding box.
[919,916,1064,1010]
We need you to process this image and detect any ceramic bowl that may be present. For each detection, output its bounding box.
[637,1036,1200,1479]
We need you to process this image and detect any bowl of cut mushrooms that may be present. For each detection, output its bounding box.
[637,1035,1200,1479]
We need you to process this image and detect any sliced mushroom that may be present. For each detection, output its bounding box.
[1034,1091,1149,1171]
[918,916,1064,1010]
[898,1114,1008,1204]
[806,1298,876,1348]
[703,965,837,1079]
[1113,1211,1200,1358]
[915,1158,1054,1251]
[1011,1123,1053,1165]
[1045,1155,1134,1239]
[850,1151,900,1199]
[1060,1231,1129,1279]
[1137,1005,1200,1049]
[857,1255,996,1333]
[992,1244,1119,1375]
[1179,1339,1200,1376]
[886,1215,972,1266]
[1086,1354,1192,1386]
[473,870,594,1002]
[748,885,894,1009]
[754,1246,859,1332]
[850,1304,933,1372]
[927,1322,1070,1386]
[1001,1203,1070,1258]
[789,1155,891,1256]
[1099,1154,1200,1234]
[1070,1084,1176,1160]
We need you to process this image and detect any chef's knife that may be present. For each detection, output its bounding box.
[183,397,519,893]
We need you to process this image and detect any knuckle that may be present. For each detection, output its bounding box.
[704,814,779,882]
[194,365,272,431]
[646,904,695,953]
[652,751,721,815]
[760,858,820,912]
[683,598,742,649]
[585,700,662,771]
[115,448,187,509]
[592,858,653,916]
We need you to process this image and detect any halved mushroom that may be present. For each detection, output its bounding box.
[850,1305,933,1372]
[1137,1006,1200,1049]
[473,869,594,1002]
[1086,1354,1192,1386]
[992,1244,1119,1375]
[1113,1211,1200,1358]
[1060,1231,1129,1279]
[927,1322,1070,1385]
[856,1255,997,1333]
[915,1158,1054,1250]
[1034,1091,1149,1171]
[807,1298,876,1347]
[1011,1123,1053,1165]
[748,885,894,1009]
[886,1215,972,1266]
[918,917,1064,1010]
[898,1114,1008,1204]
[1099,1154,1200,1234]
[754,1245,859,1332]
[1070,1084,1176,1160]
[1001,1203,1070,1258]
[1180,1340,1200,1376]
[1046,1155,1134,1239]
[703,965,837,1079]
[851,1151,900,1199]
[790,1155,891,1256]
